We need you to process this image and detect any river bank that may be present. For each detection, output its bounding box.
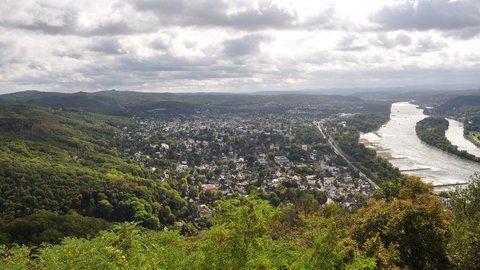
[445,119,480,158]
[359,102,480,186]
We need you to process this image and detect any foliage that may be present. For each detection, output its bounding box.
[200,198,277,269]
[0,211,109,246]
[332,125,402,183]
[448,172,480,269]
[34,223,196,270]
[0,198,379,270]
[351,177,452,269]
[346,112,390,133]
[3,177,478,270]
[0,106,188,241]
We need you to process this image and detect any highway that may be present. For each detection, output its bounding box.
[314,121,380,190]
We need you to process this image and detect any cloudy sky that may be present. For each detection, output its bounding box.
[1,0,480,93]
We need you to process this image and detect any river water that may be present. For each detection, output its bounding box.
[445,118,480,157]
[359,102,480,186]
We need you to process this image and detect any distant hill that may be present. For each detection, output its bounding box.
[435,95,480,115]
[0,90,390,116]
[352,89,480,104]
[0,90,192,116]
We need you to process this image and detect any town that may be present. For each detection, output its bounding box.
[115,113,376,221]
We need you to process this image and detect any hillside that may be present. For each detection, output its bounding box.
[0,106,189,244]
[435,95,480,116]
[0,177,464,269]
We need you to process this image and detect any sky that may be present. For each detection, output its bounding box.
[1,0,480,93]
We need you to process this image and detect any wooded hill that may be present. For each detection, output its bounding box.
[0,90,390,116]
[0,106,189,244]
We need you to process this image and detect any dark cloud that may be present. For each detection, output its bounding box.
[183,41,197,50]
[132,0,299,30]
[395,32,412,46]
[150,37,171,51]
[0,0,337,36]
[448,26,480,39]
[415,36,448,52]
[117,54,216,72]
[336,35,368,51]
[131,0,338,31]
[374,32,412,48]
[1,13,147,36]
[372,0,480,38]
[0,1,153,36]
[0,40,25,67]
[0,42,14,66]
[302,6,340,30]
[78,52,262,86]
[90,38,128,55]
[223,34,272,57]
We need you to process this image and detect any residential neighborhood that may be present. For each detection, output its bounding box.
[116,114,376,218]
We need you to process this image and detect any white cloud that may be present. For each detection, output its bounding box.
[0,0,479,93]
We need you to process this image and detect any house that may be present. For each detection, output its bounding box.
[202,184,219,191]
[307,179,317,186]
[323,177,336,187]
[274,156,290,165]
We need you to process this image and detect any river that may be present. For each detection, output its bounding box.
[445,118,480,158]
[359,102,480,186]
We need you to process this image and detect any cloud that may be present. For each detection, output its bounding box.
[0,0,479,93]
[415,35,448,52]
[395,32,413,46]
[373,32,412,48]
[336,34,369,51]
[0,0,155,36]
[1,0,298,34]
[302,6,345,30]
[0,40,27,69]
[131,0,300,30]
[90,38,129,54]
[222,34,272,57]
[372,0,480,38]
[0,0,338,36]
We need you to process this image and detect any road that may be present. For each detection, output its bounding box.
[314,121,380,190]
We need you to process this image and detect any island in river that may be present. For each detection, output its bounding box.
[359,102,480,188]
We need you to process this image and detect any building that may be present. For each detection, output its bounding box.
[274,156,290,165]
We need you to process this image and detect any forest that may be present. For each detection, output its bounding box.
[0,105,191,243]
[345,112,389,133]
[1,175,480,269]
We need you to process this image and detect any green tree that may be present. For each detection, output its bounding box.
[200,198,277,269]
[448,172,480,269]
[351,177,452,269]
